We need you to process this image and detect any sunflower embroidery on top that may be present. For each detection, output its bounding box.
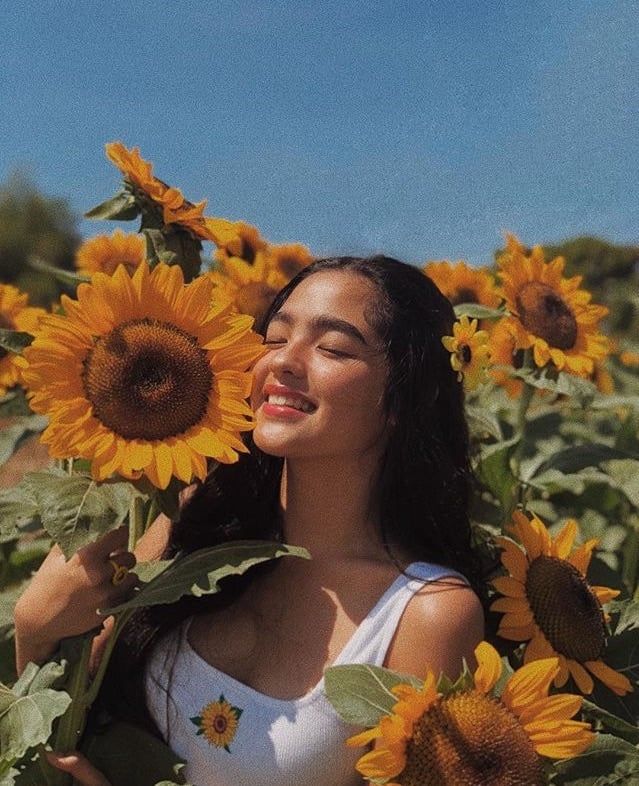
[191,695,243,752]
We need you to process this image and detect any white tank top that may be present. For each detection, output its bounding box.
[144,561,468,786]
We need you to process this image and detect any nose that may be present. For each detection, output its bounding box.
[268,339,307,378]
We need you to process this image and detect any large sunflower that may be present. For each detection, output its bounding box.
[0,284,47,396]
[491,510,632,696]
[347,641,593,786]
[75,229,146,277]
[22,263,265,489]
[424,260,501,309]
[497,234,610,377]
[105,141,235,243]
[441,315,491,391]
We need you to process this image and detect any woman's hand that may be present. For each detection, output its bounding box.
[45,750,111,786]
[14,526,137,674]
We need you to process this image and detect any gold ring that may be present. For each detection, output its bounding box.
[109,559,129,586]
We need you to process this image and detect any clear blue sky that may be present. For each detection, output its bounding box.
[1,1,636,266]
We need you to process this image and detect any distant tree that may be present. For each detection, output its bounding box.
[542,236,638,292]
[0,171,80,305]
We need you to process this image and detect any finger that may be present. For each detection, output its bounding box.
[98,572,139,614]
[45,751,111,786]
[83,525,129,558]
[107,550,137,570]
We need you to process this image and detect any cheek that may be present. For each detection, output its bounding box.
[249,356,270,408]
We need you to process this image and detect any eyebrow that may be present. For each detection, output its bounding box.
[268,311,369,345]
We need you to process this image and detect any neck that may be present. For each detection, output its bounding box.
[278,452,388,561]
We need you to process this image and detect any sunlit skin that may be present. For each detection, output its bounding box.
[250,271,393,560]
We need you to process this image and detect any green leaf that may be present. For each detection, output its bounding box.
[453,303,505,320]
[0,483,40,544]
[0,673,71,763]
[81,722,189,786]
[85,191,139,221]
[581,699,639,744]
[551,733,639,785]
[609,599,639,635]
[475,437,519,510]
[591,394,639,411]
[324,663,421,727]
[465,405,503,440]
[532,445,638,478]
[26,257,90,286]
[528,468,612,496]
[512,367,598,403]
[602,459,639,507]
[103,541,310,613]
[22,472,144,559]
[0,331,33,355]
[0,416,47,467]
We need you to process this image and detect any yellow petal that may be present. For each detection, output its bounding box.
[584,660,633,696]
[552,519,577,559]
[566,660,594,694]
[473,641,502,694]
[502,657,559,713]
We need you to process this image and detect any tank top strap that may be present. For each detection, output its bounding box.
[332,561,469,668]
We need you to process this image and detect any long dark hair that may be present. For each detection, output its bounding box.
[100,255,483,729]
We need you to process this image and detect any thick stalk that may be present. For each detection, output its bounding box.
[41,634,94,786]
[507,351,536,516]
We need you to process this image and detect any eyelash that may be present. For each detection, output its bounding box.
[263,339,351,358]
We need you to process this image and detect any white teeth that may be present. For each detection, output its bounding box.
[267,394,314,413]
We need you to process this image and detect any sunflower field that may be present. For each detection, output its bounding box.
[0,143,638,785]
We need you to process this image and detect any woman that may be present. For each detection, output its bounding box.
[16,256,485,785]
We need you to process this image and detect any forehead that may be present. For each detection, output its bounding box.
[275,271,379,330]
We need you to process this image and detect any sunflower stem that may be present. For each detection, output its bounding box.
[128,495,145,552]
[510,350,535,510]
[47,633,94,786]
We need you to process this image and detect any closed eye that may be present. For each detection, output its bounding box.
[318,346,352,358]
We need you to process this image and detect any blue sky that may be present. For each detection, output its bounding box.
[0,1,636,266]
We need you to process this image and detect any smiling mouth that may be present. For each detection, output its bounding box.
[265,394,316,413]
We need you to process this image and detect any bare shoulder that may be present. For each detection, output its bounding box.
[384,575,484,682]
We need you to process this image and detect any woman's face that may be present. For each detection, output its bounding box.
[251,271,390,461]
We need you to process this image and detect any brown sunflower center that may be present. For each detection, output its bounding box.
[240,238,258,264]
[236,281,278,327]
[515,282,577,350]
[82,318,212,440]
[213,715,228,734]
[461,344,472,364]
[451,287,478,306]
[400,691,544,786]
[525,555,606,661]
[0,313,13,360]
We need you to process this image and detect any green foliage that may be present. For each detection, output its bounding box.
[81,722,189,786]
[104,541,310,613]
[324,664,421,727]
[19,472,144,559]
[551,733,639,785]
[0,173,80,305]
[0,661,70,764]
